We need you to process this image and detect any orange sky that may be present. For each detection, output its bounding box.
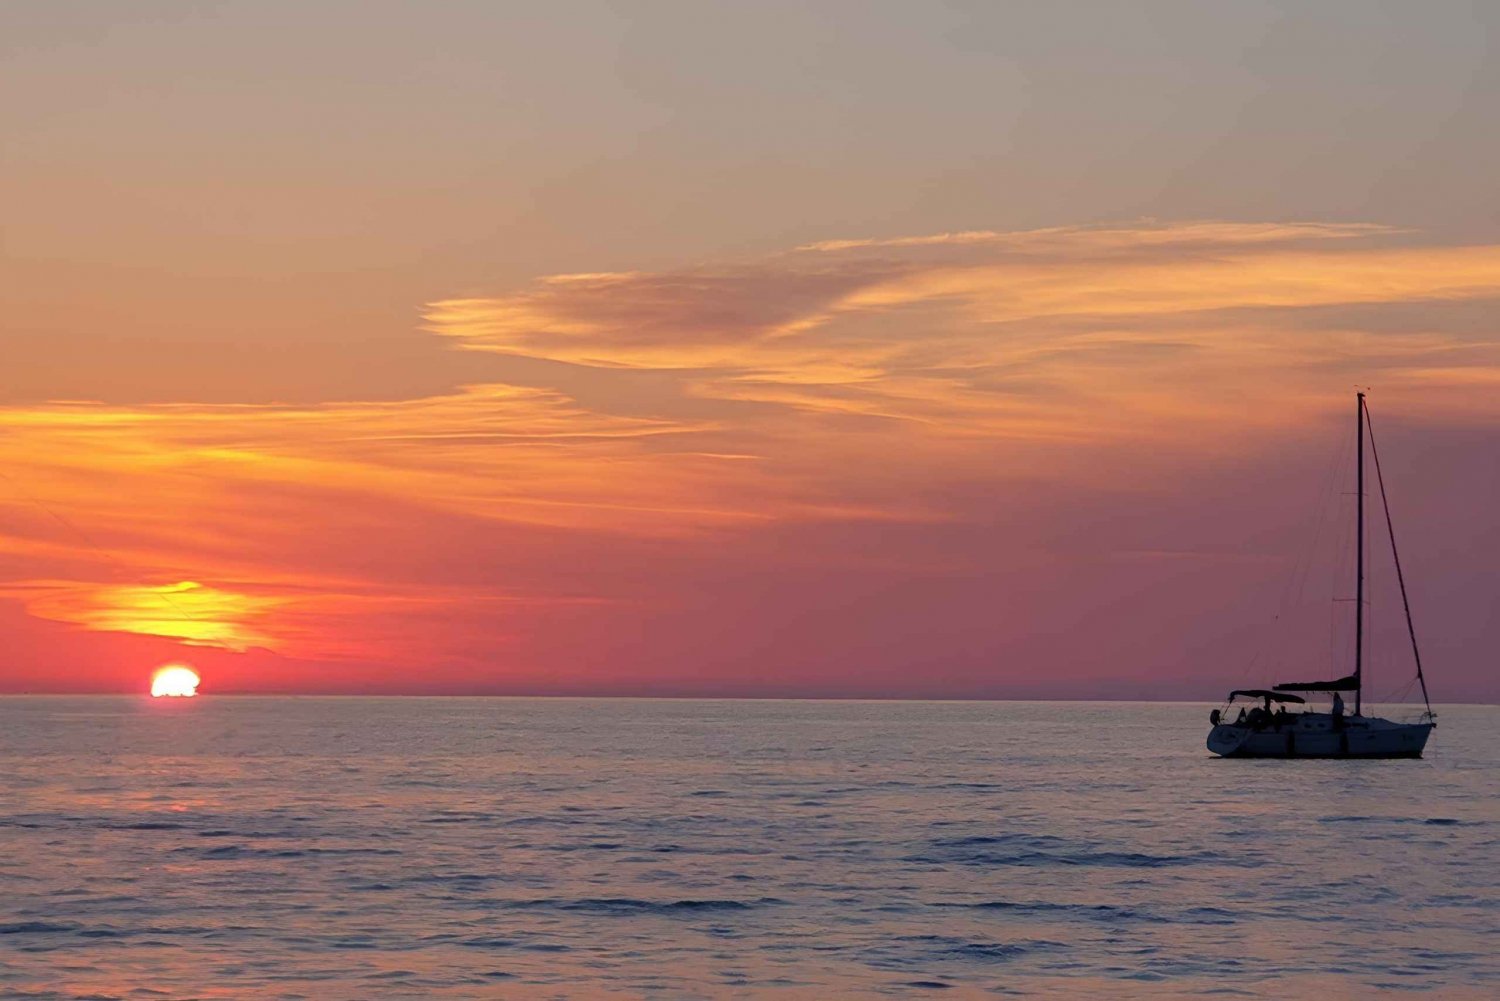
[3,4,1498,699]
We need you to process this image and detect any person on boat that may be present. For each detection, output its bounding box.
[1331,691,1346,731]
[1235,707,1247,725]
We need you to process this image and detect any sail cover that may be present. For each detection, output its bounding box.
[1229,690,1306,703]
[1274,675,1359,692]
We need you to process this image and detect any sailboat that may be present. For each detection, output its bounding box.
[1206,393,1436,759]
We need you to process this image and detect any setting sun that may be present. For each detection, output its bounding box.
[150,665,201,698]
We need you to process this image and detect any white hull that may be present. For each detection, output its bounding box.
[1207,713,1432,758]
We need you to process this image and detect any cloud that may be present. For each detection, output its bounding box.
[424,261,912,369]
[427,221,1500,439]
[4,221,1500,696]
[792,220,1392,253]
[1,580,283,652]
[0,383,772,662]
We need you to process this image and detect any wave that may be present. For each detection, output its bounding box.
[946,900,1239,925]
[499,897,783,916]
[912,832,1233,869]
[878,934,1067,966]
[172,844,402,860]
[1318,815,1472,826]
[0,921,80,935]
[909,847,1223,868]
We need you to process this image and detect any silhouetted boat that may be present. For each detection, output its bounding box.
[1207,393,1435,759]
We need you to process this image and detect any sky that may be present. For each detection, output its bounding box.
[2,1,1498,700]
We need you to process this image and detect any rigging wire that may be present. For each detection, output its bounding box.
[1234,418,1352,688]
[1322,430,1357,682]
[1362,399,1435,718]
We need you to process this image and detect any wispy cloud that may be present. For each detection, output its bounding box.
[5,221,1500,694]
[427,221,1500,437]
[0,383,769,662]
[792,221,1393,253]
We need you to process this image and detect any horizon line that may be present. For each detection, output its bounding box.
[1,691,1491,706]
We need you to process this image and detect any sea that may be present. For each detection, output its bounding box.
[1,698,1495,1000]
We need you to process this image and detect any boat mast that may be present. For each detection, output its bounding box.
[1355,391,1365,716]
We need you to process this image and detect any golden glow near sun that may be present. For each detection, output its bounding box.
[150,665,201,698]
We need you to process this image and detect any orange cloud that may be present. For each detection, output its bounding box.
[2,580,281,651]
[4,221,1500,691]
[427,221,1500,439]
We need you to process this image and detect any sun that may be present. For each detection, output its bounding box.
[150,664,201,698]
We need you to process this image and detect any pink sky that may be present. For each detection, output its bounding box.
[3,5,1497,700]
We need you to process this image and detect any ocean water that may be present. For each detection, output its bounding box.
[0,698,1495,1000]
